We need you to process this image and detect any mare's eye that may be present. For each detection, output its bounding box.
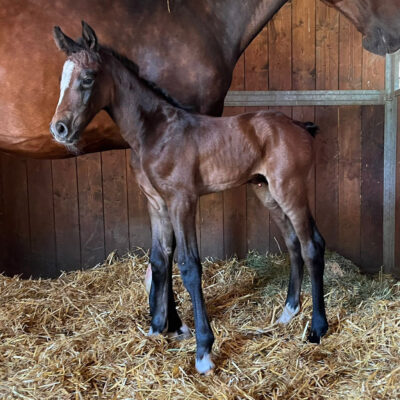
[82,77,94,88]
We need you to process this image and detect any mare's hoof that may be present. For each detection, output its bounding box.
[168,324,192,340]
[144,263,152,294]
[195,354,215,375]
[277,303,300,325]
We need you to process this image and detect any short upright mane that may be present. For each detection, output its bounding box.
[102,46,194,112]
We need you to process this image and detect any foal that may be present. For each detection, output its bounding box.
[50,22,328,375]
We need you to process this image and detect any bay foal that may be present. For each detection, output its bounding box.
[50,22,328,374]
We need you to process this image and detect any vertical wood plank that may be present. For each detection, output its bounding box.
[292,0,315,90]
[126,150,151,252]
[268,2,292,91]
[362,49,385,90]
[395,99,400,278]
[52,158,81,271]
[339,14,362,90]
[245,26,270,254]
[0,154,31,276]
[27,159,56,277]
[361,106,384,272]
[315,107,339,250]
[316,1,339,90]
[101,150,129,257]
[338,106,361,264]
[77,153,106,267]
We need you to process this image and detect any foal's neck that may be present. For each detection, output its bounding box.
[105,52,175,149]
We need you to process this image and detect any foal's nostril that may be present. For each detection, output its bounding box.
[55,121,68,138]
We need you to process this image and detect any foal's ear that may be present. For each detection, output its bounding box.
[53,26,82,55]
[81,21,98,51]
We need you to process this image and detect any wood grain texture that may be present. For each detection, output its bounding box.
[316,1,339,90]
[339,14,362,90]
[27,159,56,277]
[77,153,105,267]
[338,106,361,264]
[101,150,129,257]
[361,106,384,272]
[52,158,81,271]
[395,99,400,278]
[1,154,31,276]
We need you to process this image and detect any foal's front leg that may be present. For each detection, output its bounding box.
[147,202,186,336]
[168,195,215,374]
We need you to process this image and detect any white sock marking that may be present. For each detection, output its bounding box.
[277,303,300,325]
[57,60,75,106]
[195,353,214,375]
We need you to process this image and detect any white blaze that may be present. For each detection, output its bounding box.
[57,60,75,106]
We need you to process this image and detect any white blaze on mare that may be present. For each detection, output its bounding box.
[57,60,75,107]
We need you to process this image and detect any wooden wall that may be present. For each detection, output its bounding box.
[0,0,390,277]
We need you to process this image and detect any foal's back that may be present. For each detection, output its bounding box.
[188,110,315,193]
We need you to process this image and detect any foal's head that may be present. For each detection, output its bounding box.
[50,22,111,148]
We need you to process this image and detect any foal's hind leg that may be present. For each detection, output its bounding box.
[250,183,304,324]
[147,202,188,337]
[268,183,328,343]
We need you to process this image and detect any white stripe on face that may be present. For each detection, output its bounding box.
[57,60,75,107]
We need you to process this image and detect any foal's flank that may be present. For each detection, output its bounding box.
[50,21,329,375]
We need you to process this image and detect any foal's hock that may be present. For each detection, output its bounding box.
[50,21,329,375]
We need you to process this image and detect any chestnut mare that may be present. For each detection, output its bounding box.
[50,23,328,374]
[2,0,400,158]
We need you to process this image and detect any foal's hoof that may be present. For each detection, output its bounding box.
[277,303,300,325]
[195,354,215,375]
[144,263,152,294]
[168,324,192,340]
[147,326,162,337]
[307,321,328,343]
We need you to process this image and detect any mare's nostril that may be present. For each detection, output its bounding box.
[56,121,68,138]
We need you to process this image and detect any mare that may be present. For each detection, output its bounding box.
[1,0,400,158]
[50,22,328,374]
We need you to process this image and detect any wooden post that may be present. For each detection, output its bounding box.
[383,53,398,273]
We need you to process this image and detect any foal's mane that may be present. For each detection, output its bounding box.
[102,46,194,112]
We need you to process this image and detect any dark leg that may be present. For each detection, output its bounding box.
[147,202,184,336]
[250,183,304,324]
[281,205,328,342]
[168,195,214,374]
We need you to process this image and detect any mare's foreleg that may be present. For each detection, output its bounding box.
[250,183,303,324]
[169,194,215,374]
[147,202,187,337]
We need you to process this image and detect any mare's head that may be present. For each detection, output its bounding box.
[326,0,400,55]
[50,22,111,148]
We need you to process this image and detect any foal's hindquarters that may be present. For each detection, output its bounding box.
[144,111,328,375]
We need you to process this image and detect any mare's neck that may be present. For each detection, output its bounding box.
[208,0,288,58]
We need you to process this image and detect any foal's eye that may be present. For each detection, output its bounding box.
[82,77,94,88]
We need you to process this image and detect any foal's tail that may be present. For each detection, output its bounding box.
[293,120,320,137]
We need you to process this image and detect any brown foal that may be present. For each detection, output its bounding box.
[50,22,328,375]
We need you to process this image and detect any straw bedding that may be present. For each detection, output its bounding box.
[0,251,399,399]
